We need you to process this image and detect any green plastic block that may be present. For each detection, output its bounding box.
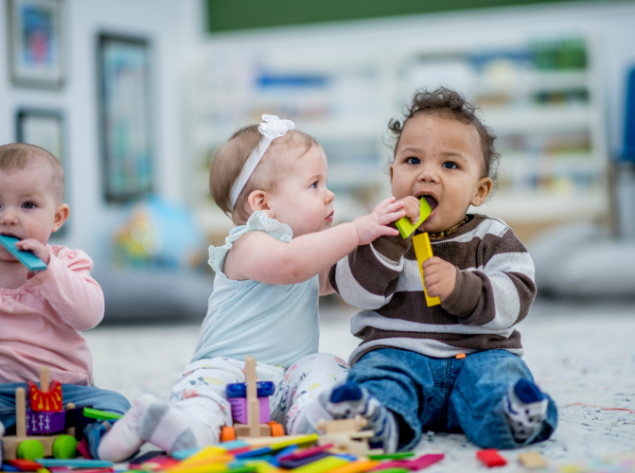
[395,197,432,239]
[82,407,123,421]
[368,452,415,460]
[53,434,78,459]
[17,439,45,460]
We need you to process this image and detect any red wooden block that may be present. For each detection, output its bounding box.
[27,379,63,412]
[477,449,507,468]
[407,454,444,470]
[7,459,43,471]
[77,438,92,459]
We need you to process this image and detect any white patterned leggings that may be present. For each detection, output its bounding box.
[169,353,350,442]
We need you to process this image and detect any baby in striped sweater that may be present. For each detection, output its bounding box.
[322,88,558,452]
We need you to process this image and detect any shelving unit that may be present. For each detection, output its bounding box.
[184,35,606,243]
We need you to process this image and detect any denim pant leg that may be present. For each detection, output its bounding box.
[448,350,558,449]
[347,348,440,451]
[0,383,23,430]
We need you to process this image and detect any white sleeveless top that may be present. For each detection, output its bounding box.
[191,211,319,369]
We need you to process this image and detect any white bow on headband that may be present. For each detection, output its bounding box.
[229,115,296,210]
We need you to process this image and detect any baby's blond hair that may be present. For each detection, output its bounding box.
[210,125,318,225]
[0,143,65,204]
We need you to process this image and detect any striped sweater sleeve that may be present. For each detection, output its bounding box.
[442,224,536,329]
[329,233,411,310]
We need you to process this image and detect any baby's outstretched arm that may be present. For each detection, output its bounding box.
[225,197,405,285]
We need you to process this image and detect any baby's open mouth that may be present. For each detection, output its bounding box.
[422,195,438,211]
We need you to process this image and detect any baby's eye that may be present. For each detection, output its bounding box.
[22,202,36,209]
[442,161,458,169]
[311,181,318,189]
[406,157,421,165]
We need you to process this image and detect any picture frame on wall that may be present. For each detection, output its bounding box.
[97,33,153,202]
[8,0,65,89]
[16,108,68,235]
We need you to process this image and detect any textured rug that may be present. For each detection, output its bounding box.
[85,298,635,471]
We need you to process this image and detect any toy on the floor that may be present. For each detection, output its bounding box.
[316,417,382,456]
[0,235,47,272]
[477,449,507,468]
[1,367,82,461]
[518,451,548,469]
[221,356,285,441]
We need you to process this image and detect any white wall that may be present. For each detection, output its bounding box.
[0,0,205,267]
[2,0,634,267]
[200,0,635,156]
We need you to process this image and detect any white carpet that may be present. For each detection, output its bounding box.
[85,299,635,471]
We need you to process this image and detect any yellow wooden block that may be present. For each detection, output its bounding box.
[292,457,349,473]
[518,452,548,469]
[167,463,229,473]
[327,460,379,473]
[268,433,319,450]
[412,232,441,307]
[178,446,228,467]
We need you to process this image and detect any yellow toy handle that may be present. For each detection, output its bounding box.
[412,232,441,307]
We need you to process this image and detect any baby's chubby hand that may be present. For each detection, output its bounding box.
[422,256,457,301]
[353,197,405,245]
[15,238,51,274]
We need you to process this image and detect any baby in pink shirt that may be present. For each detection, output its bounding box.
[0,143,129,459]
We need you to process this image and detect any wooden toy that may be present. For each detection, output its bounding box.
[82,408,122,422]
[369,454,444,472]
[0,367,99,461]
[316,416,383,456]
[518,452,548,469]
[412,233,441,307]
[368,453,414,460]
[37,459,113,468]
[220,356,285,441]
[477,449,507,467]
[0,235,47,272]
[292,456,349,473]
[395,197,432,239]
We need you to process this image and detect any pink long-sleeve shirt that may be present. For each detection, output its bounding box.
[0,245,104,385]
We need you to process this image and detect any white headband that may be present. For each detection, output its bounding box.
[229,114,296,210]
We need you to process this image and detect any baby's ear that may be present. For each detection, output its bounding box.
[247,190,271,214]
[470,177,493,207]
[52,203,70,232]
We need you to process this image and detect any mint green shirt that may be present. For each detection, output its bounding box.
[191,211,319,369]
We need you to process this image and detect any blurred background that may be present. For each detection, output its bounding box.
[2,0,635,321]
[2,0,635,462]
[2,0,635,318]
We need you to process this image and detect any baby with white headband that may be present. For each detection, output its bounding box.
[97,115,409,458]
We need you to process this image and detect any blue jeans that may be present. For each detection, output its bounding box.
[348,348,558,450]
[0,383,130,458]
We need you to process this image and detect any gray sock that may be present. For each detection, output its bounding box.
[140,401,202,453]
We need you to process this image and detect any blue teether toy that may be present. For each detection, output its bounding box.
[0,235,48,272]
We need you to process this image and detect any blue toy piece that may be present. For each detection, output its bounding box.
[0,235,47,272]
[624,67,635,161]
[226,381,275,399]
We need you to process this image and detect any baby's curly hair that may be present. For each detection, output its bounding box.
[388,87,499,181]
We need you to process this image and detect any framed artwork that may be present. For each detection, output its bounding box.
[97,33,153,202]
[16,108,67,235]
[8,0,65,89]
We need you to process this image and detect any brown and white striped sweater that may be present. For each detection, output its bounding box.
[329,214,536,365]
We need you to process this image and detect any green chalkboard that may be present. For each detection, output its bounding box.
[205,0,594,33]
